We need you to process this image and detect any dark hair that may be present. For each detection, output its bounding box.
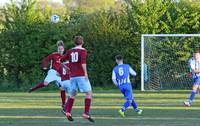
[74,36,84,45]
[115,54,123,60]
[194,50,200,53]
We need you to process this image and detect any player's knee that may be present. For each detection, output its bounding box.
[69,96,75,99]
[192,85,198,90]
[191,88,197,93]
[43,82,48,86]
[71,90,78,97]
[85,92,92,99]
[127,100,132,104]
[60,87,65,91]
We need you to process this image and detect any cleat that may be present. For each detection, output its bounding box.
[118,109,125,117]
[61,109,66,115]
[137,109,143,115]
[28,88,33,93]
[184,101,191,107]
[66,112,74,121]
[82,113,95,122]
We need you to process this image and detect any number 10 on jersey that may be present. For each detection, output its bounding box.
[71,52,79,62]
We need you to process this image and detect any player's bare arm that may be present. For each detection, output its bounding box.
[192,70,200,73]
[82,64,88,79]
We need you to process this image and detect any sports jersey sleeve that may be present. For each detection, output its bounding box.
[188,58,195,70]
[60,51,69,62]
[129,66,137,76]
[112,70,118,86]
[81,50,87,64]
[41,54,52,68]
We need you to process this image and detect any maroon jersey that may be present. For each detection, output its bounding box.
[61,47,87,77]
[42,52,62,73]
[59,63,70,81]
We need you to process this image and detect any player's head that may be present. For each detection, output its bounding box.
[115,54,123,64]
[74,36,84,46]
[57,40,64,47]
[57,40,64,54]
[194,50,200,60]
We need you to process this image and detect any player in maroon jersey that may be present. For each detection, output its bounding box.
[29,40,67,109]
[61,36,94,122]
[57,61,71,114]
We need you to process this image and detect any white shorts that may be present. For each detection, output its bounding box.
[58,80,71,93]
[70,76,92,93]
[44,69,61,85]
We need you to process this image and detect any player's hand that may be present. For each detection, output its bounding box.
[43,67,48,70]
[85,74,89,80]
[188,72,192,78]
[115,84,119,88]
[56,72,60,76]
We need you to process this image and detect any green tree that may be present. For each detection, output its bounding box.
[66,9,140,87]
[0,0,71,90]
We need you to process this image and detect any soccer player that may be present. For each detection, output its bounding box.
[112,55,142,117]
[60,36,94,122]
[184,51,200,106]
[57,61,71,114]
[29,40,66,109]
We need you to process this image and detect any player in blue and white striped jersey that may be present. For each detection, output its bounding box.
[112,55,142,117]
[184,51,200,106]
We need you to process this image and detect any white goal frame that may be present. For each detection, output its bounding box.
[141,34,200,91]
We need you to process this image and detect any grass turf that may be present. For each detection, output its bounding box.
[0,90,200,126]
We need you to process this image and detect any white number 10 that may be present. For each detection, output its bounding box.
[71,52,79,62]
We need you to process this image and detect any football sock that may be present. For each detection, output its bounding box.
[30,82,45,92]
[66,98,74,113]
[60,90,66,106]
[64,97,69,111]
[84,98,91,115]
[121,100,131,112]
[189,89,197,103]
[131,99,139,112]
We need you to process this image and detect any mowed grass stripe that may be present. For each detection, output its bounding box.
[1,91,200,126]
[0,116,199,121]
[0,98,200,103]
[0,105,200,110]
[0,92,193,97]
[0,91,200,110]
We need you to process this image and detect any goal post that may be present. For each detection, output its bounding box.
[141,34,200,91]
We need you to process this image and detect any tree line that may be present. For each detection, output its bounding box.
[0,0,199,91]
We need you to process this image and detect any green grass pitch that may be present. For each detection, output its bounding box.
[0,90,200,126]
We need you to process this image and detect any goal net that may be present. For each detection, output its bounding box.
[141,34,200,91]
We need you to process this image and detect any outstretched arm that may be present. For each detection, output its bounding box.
[192,70,200,73]
[41,55,52,70]
[61,62,70,74]
[129,66,137,76]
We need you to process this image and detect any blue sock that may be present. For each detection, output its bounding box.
[131,99,139,112]
[189,90,197,104]
[121,100,131,112]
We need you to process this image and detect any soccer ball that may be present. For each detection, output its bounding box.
[51,15,59,23]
